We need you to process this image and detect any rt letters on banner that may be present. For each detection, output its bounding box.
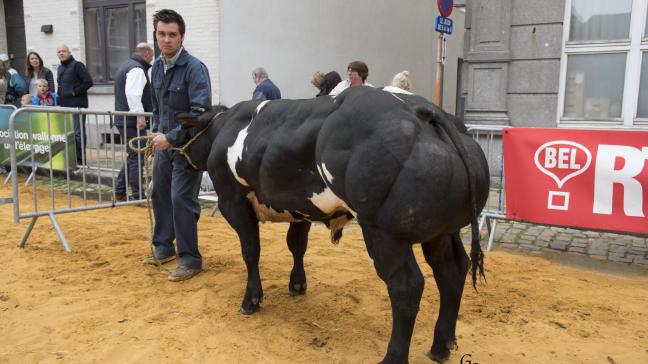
[504,128,648,235]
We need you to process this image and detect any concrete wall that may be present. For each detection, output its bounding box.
[219,0,464,113]
[463,0,565,127]
[146,1,220,105]
[0,1,7,53]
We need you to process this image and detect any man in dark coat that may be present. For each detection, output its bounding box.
[113,43,154,201]
[146,9,212,281]
[56,44,94,166]
[251,67,281,100]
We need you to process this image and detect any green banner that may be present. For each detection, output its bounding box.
[0,108,77,171]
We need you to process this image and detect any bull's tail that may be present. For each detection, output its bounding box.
[414,105,485,289]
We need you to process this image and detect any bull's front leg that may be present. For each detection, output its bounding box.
[286,221,311,296]
[218,198,263,314]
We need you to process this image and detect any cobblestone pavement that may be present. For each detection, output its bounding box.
[469,220,648,268]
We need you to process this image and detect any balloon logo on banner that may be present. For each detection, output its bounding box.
[533,140,592,210]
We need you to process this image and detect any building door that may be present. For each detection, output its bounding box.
[4,0,26,76]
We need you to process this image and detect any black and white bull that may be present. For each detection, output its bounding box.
[176,86,490,363]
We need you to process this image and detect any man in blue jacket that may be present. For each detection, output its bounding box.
[251,67,281,101]
[56,44,94,166]
[147,9,212,281]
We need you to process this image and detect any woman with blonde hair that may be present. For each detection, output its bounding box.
[390,70,412,91]
[311,70,342,97]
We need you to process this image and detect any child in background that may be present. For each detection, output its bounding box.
[20,94,32,106]
[31,78,57,106]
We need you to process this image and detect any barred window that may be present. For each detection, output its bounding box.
[83,0,147,84]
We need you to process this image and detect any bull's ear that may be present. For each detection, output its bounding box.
[176,106,215,129]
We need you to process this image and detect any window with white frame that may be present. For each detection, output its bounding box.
[560,0,648,127]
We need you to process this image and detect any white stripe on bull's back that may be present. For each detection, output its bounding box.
[227,125,250,187]
[225,101,271,188]
[317,163,334,184]
[256,100,270,115]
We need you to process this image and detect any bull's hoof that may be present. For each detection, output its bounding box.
[426,349,449,363]
[288,282,307,296]
[240,297,262,315]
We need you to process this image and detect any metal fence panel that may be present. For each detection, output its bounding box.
[8,106,153,251]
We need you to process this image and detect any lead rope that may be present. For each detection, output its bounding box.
[129,135,170,272]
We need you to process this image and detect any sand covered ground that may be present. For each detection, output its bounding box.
[1,182,647,364]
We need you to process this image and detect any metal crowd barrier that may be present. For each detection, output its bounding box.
[466,124,509,251]
[7,106,152,252]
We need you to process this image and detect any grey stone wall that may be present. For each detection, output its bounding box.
[463,0,566,127]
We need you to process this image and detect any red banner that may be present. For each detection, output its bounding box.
[504,128,648,235]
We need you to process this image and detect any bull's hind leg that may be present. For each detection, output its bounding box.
[361,225,424,364]
[218,198,263,314]
[422,233,469,362]
[286,221,311,296]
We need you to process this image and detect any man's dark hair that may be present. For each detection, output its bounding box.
[347,61,369,82]
[153,9,186,35]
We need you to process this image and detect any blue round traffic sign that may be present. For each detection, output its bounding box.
[437,0,453,17]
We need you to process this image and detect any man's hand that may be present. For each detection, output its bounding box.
[151,133,171,153]
[137,116,147,130]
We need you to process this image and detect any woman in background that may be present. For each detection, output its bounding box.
[390,70,412,91]
[23,51,55,96]
[311,71,342,97]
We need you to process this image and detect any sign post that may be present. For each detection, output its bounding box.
[434,0,453,107]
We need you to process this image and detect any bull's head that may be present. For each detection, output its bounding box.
[175,105,229,171]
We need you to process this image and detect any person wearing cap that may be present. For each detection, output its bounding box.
[0,53,27,106]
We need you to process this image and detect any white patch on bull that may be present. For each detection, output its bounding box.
[318,163,334,184]
[382,86,413,95]
[246,192,297,223]
[226,101,271,187]
[309,187,345,214]
[227,125,251,187]
[255,100,270,115]
[309,186,356,245]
